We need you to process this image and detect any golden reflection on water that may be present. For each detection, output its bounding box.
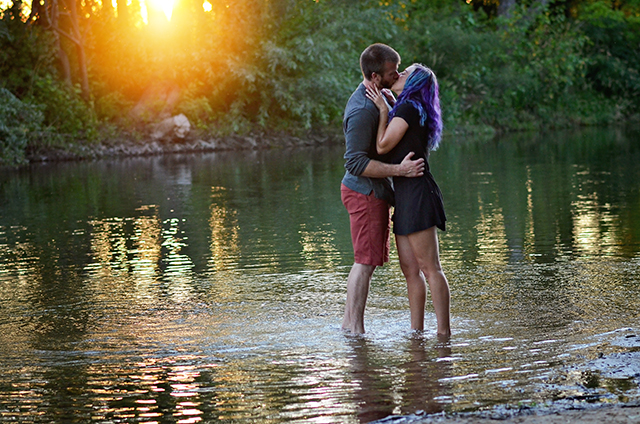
[162,217,195,278]
[570,166,623,258]
[474,193,509,264]
[84,212,163,304]
[208,186,239,272]
[572,195,622,257]
[443,162,628,265]
[81,354,210,422]
[82,205,200,303]
[0,228,46,354]
[524,166,536,259]
[132,206,162,279]
[298,223,342,269]
[86,217,129,275]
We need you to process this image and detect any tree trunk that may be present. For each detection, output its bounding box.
[57,42,73,87]
[61,0,90,101]
[28,0,72,85]
[51,0,73,87]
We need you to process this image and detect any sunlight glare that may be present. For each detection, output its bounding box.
[0,0,31,18]
[143,0,174,21]
[202,0,211,12]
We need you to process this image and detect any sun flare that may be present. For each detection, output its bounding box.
[145,0,174,21]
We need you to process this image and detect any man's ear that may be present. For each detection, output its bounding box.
[370,72,381,86]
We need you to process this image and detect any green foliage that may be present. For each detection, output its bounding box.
[177,96,213,130]
[394,0,631,131]
[240,1,395,131]
[1,0,98,163]
[0,1,57,97]
[479,8,592,128]
[578,1,640,112]
[2,0,640,159]
[28,76,98,141]
[0,89,44,165]
[188,0,399,134]
[95,91,135,122]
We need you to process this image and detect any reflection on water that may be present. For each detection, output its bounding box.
[1,126,640,422]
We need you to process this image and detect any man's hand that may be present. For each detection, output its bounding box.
[359,152,425,179]
[398,152,425,177]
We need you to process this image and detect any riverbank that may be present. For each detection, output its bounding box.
[378,403,640,423]
[24,130,343,163]
[21,125,494,164]
[380,332,640,424]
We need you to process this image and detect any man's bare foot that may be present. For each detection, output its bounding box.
[341,326,365,337]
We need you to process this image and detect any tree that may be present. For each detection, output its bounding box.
[27,0,90,101]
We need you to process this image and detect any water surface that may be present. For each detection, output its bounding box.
[1,126,639,423]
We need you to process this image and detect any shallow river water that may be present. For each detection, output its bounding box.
[1,127,640,423]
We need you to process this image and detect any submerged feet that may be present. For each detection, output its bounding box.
[437,331,452,343]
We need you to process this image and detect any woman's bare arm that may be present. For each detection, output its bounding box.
[365,86,409,154]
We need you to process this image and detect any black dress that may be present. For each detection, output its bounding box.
[382,102,446,236]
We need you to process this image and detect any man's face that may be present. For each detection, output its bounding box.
[373,61,400,89]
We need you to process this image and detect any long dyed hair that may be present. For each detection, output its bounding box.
[389,64,443,150]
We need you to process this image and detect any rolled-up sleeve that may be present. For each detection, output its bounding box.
[344,108,377,177]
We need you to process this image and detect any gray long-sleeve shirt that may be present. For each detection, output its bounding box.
[341,83,394,205]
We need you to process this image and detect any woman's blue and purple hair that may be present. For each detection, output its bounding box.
[390,63,443,150]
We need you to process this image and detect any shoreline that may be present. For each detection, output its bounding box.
[23,131,343,164]
[388,334,640,424]
[378,402,640,423]
[16,123,639,165]
[18,124,496,165]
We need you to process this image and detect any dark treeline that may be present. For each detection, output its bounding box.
[1,0,639,165]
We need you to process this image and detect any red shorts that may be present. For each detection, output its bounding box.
[341,184,391,266]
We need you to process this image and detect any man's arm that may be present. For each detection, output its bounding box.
[361,152,424,178]
[344,108,424,178]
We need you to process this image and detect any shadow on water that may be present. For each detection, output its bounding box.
[1,126,640,422]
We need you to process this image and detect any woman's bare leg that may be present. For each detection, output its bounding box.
[396,235,427,331]
[407,227,451,337]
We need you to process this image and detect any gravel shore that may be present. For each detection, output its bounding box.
[377,404,640,424]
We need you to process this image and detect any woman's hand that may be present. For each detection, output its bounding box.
[381,88,396,107]
[366,83,407,155]
[365,85,389,112]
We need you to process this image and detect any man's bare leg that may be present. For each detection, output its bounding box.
[342,263,376,334]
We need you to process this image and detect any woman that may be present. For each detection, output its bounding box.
[365,63,451,338]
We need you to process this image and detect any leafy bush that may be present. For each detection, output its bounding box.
[0,89,44,165]
[28,76,97,141]
[95,91,134,122]
[176,83,213,129]
[394,1,625,132]
[0,2,57,97]
[197,0,399,134]
[578,1,640,113]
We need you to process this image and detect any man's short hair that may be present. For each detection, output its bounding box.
[360,43,401,80]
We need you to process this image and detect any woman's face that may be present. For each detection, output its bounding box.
[391,65,417,95]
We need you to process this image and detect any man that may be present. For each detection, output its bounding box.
[341,43,426,334]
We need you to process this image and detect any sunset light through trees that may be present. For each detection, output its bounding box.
[1,0,639,165]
